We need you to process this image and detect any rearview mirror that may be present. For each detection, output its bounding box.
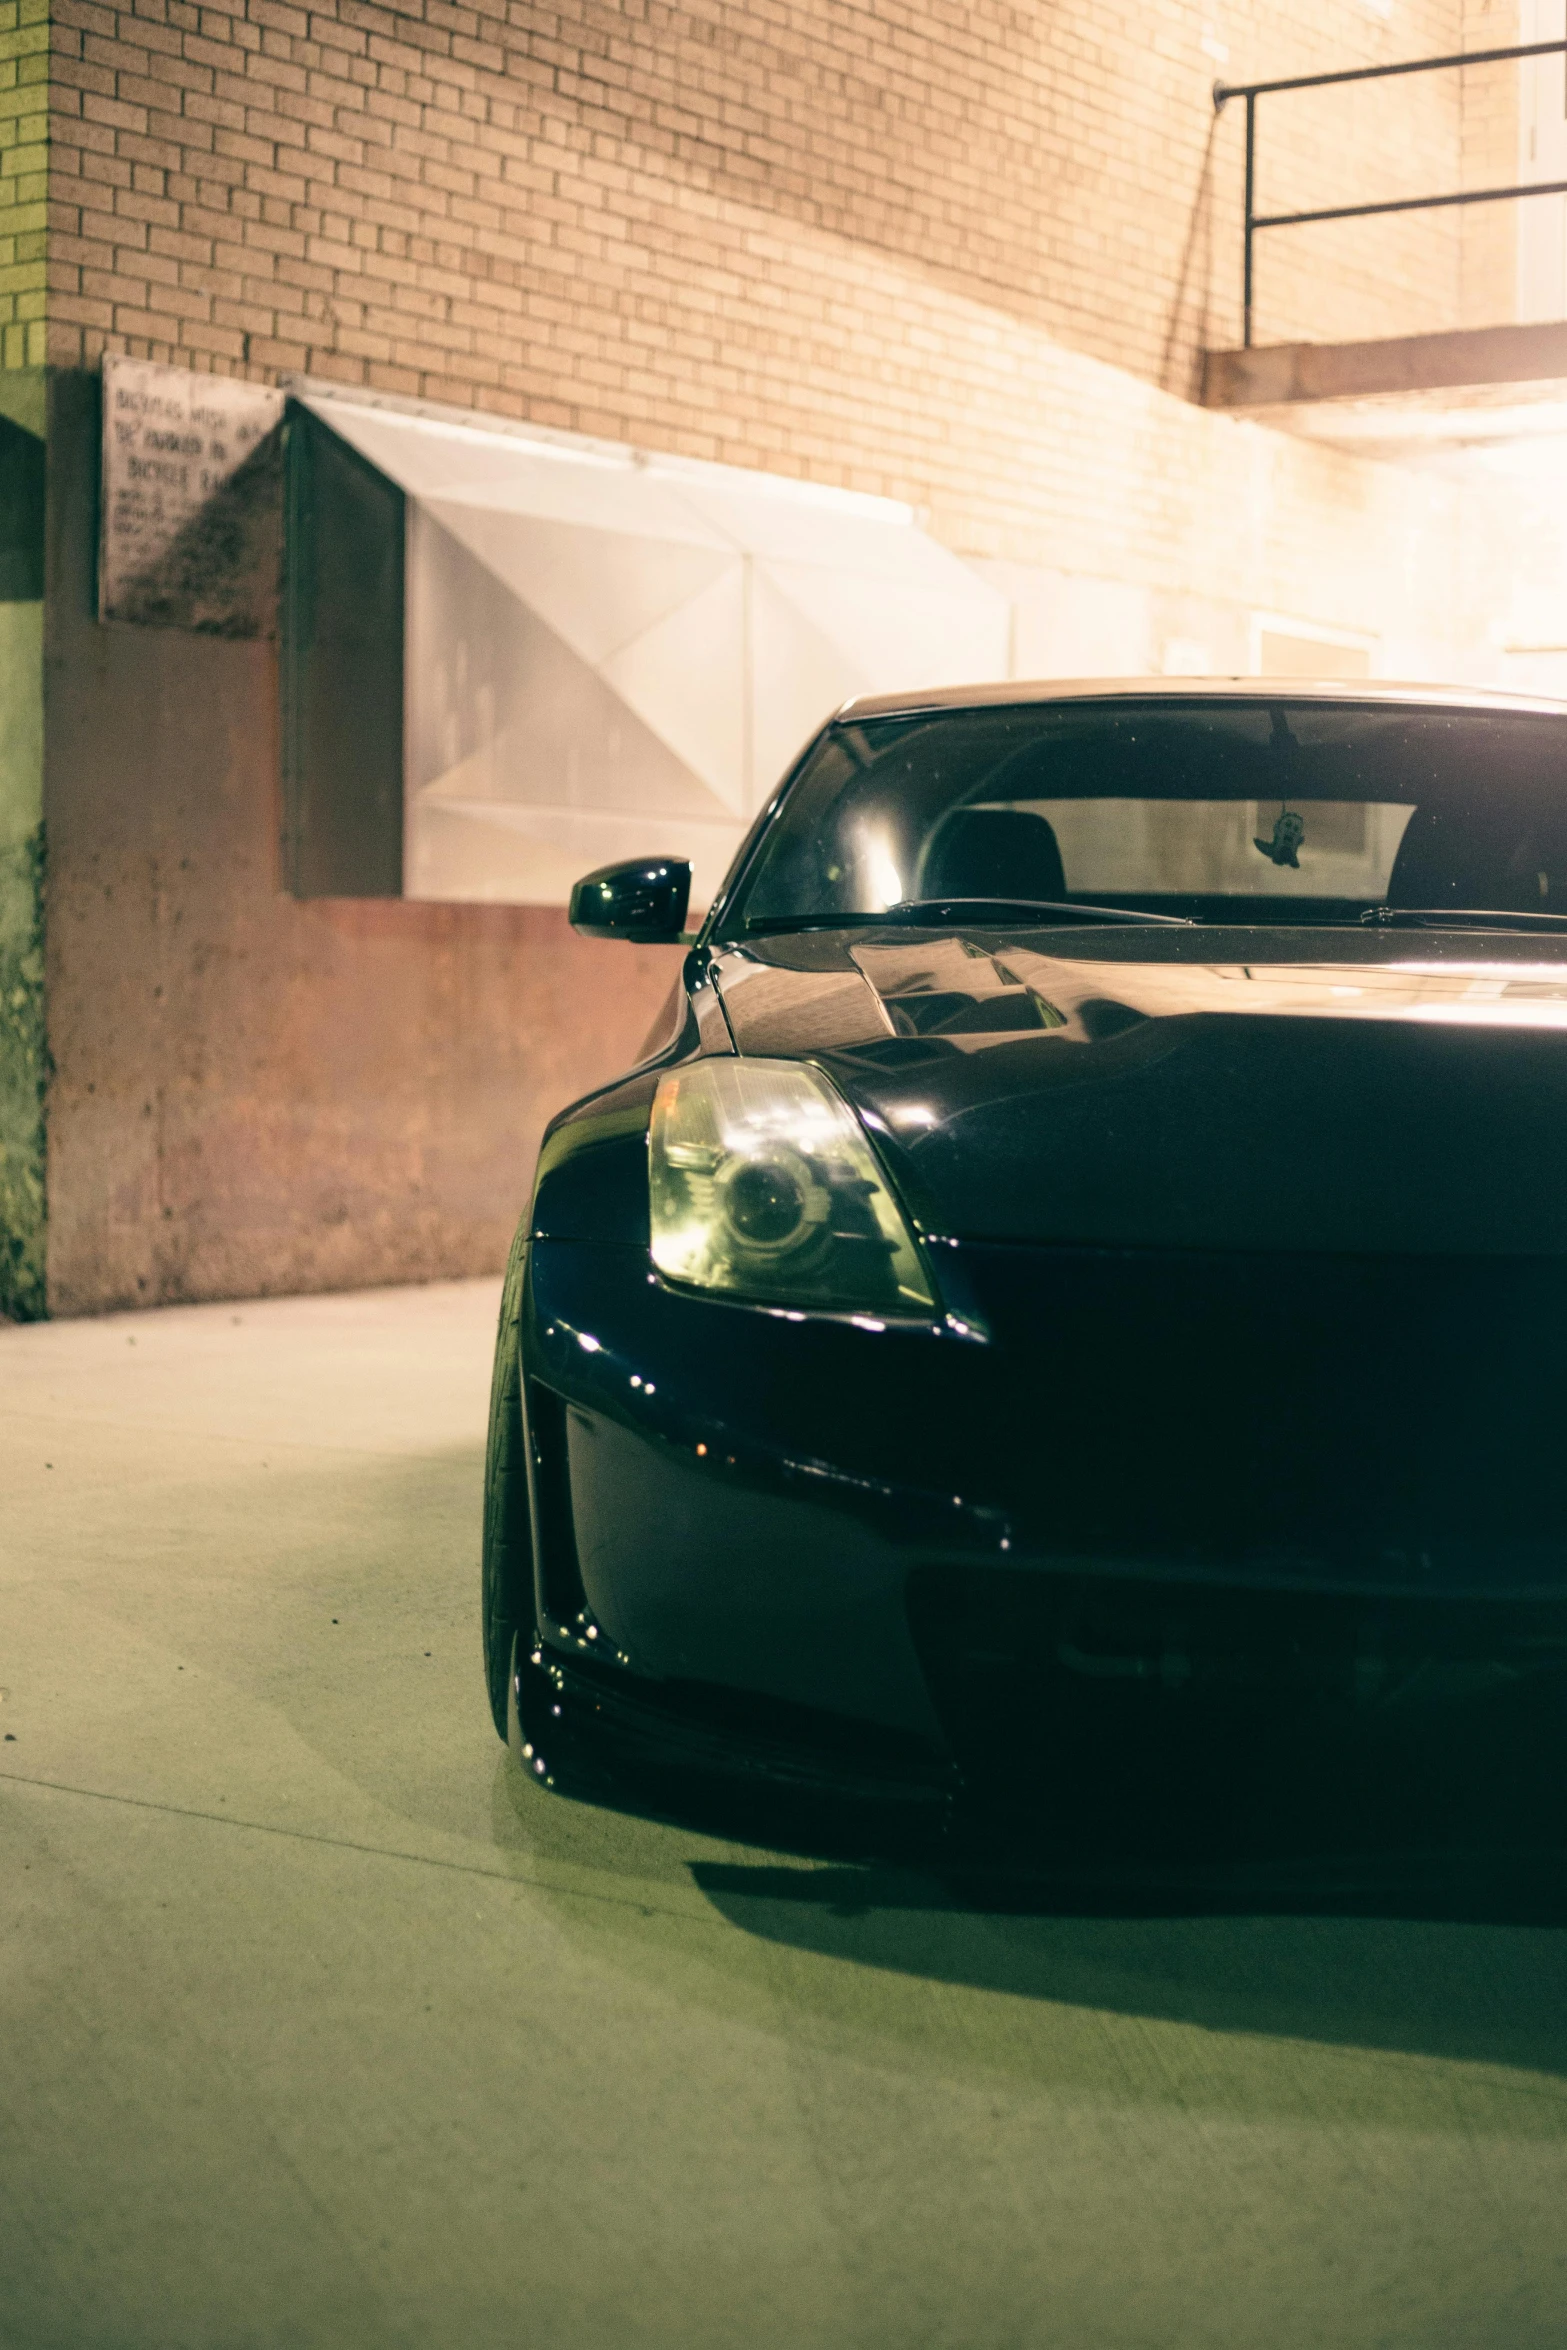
[568,857,692,943]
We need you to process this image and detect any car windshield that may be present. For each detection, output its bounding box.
[725,697,1567,932]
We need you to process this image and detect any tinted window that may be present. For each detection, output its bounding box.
[730,699,1567,928]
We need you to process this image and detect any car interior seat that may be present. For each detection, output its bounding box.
[916,806,1067,904]
[1386,801,1567,913]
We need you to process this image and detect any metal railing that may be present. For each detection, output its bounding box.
[1215,39,1567,347]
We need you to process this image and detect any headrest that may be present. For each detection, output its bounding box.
[1388,803,1567,913]
[918,807,1066,905]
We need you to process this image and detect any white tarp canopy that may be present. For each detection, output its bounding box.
[296,389,1011,909]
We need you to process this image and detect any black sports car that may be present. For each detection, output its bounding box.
[483,680,1567,1856]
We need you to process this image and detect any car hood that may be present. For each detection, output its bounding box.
[709,926,1567,1253]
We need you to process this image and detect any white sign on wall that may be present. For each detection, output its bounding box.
[100,356,284,635]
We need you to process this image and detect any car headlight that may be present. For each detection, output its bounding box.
[649,1058,936,1315]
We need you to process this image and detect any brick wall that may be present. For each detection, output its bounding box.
[1457,0,1521,329]
[18,0,1561,1314]
[0,0,46,367]
[37,0,1512,458]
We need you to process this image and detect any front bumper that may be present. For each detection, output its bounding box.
[518,1236,1567,1848]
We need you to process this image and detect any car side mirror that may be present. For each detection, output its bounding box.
[568,856,692,943]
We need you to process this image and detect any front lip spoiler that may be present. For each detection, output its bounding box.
[502,1640,1567,1878]
[508,1639,956,1813]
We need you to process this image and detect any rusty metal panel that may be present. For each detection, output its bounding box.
[280,407,405,899]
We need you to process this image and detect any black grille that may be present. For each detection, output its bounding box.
[908,1565,1567,1858]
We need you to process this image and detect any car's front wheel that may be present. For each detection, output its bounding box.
[481,1243,535,1741]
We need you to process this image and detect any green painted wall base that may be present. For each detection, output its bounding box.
[0,366,45,1320]
[0,811,44,1319]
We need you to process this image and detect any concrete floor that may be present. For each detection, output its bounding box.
[2,1281,1566,2350]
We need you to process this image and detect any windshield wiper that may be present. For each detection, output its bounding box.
[1361,905,1567,934]
[743,898,1197,937]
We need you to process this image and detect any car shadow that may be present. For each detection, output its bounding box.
[517,1686,1567,2086]
[688,1834,1567,2082]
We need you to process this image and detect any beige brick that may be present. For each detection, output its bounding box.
[4,0,1520,702]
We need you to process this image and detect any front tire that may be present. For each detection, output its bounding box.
[482,1237,535,1740]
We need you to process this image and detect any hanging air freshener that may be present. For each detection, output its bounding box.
[1255,806,1305,868]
